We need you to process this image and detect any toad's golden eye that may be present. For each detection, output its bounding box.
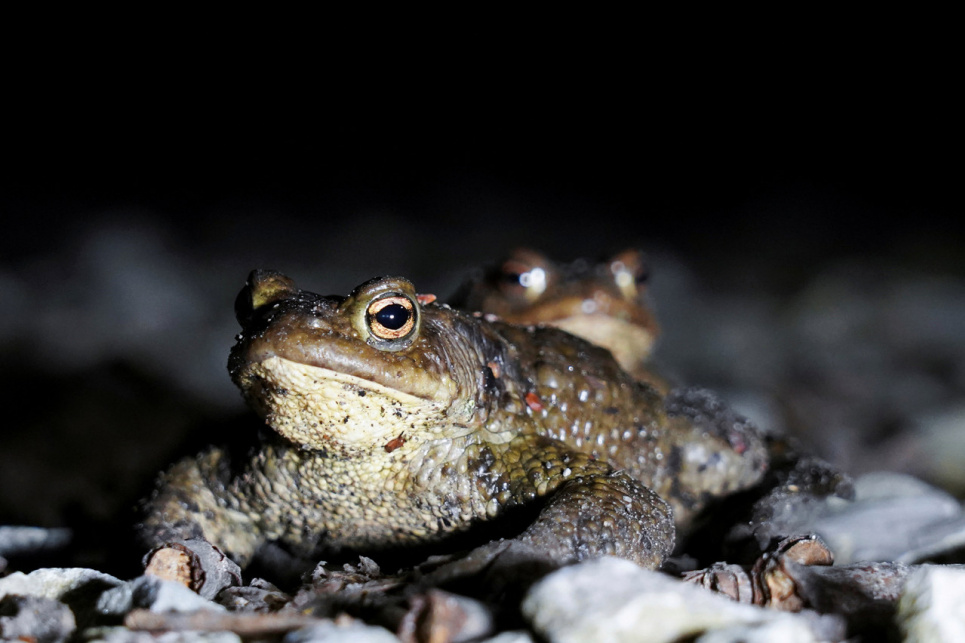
[366,295,417,340]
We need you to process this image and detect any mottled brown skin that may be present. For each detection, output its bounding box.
[453,248,668,390]
[140,271,767,572]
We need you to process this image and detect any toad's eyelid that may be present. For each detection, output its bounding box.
[368,295,413,314]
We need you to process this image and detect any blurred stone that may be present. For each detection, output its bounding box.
[521,558,839,643]
[0,525,72,556]
[123,609,326,639]
[729,470,965,566]
[786,561,965,639]
[898,565,965,642]
[809,472,965,564]
[694,618,822,643]
[478,633,535,643]
[0,567,122,602]
[284,619,400,642]
[0,594,75,643]
[397,588,494,643]
[216,578,291,612]
[91,625,242,642]
[914,404,965,494]
[0,567,123,629]
[97,574,226,617]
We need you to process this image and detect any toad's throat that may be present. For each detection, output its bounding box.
[242,355,448,451]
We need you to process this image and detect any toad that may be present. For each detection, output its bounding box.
[140,270,767,582]
[453,248,666,389]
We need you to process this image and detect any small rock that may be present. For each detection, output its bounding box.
[898,565,965,642]
[0,567,123,629]
[915,404,965,495]
[217,578,291,612]
[522,557,833,643]
[397,588,493,643]
[90,625,242,642]
[97,574,226,617]
[0,567,123,602]
[695,618,820,643]
[774,561,965,638]
[812,472,965,564]
[122,609,325,638]
[284,619,400,642]
[0,525,72,556]
[732,471,965,565]
[479,632,535,643]
[0,594,75,643]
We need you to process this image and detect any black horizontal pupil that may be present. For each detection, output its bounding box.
[375,303,410,330]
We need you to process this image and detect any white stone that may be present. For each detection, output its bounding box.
[284,620,400,642]
[522,557,817,643]
[0,567,122,601]
[898,565,965,642]
[480,632,536,643]
[696,619,818,643]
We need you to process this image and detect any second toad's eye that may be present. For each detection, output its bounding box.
[367,295,417,340]
[499,260,547,302]
[609,250,649,300]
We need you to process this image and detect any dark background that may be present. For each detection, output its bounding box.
[1,39,962,570]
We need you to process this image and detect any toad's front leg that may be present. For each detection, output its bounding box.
[518,471,674,568]
[421,468,674,603]
[137,448,259,597]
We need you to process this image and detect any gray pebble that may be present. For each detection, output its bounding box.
[97,575,225,617]
[0,567,123,602]
[87,626,242,643]
[480,632,536,643]
[0,594,75,643]
[284,620,399,642]
[0,526,72,556]
[811,472,965,564]
[522,557,826,643]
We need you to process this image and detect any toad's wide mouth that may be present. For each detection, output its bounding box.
[237,355,448,453]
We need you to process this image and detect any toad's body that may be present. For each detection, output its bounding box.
[141,271,767,570]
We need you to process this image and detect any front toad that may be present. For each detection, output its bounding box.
[140,270,767,578]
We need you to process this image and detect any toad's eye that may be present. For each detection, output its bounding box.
[375,303,408,329]
[367,295,417,340]
[498,261,547,302]
[609,250,649,299]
